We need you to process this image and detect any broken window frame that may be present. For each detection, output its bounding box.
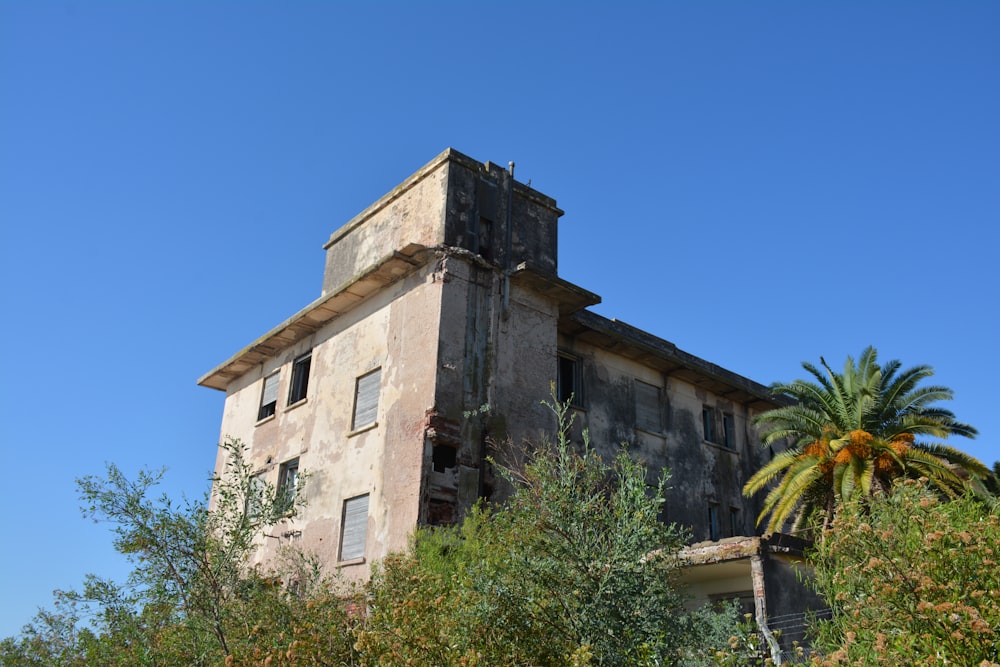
[287,351,312,406]
[276,458,299,515]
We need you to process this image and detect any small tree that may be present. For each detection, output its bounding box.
[807,479,1000,666]
[744,347,987,534]
[358,398,727,666]
[0,438,361,666]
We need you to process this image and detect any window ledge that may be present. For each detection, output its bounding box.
[636,426,665,438]
[336,557,366,568]
[286,397,308,411]
[703,440,739,454]
[348,422,378,438]
[255,414,276,427]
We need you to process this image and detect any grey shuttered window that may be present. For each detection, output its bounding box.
[339,494,370,561]
[634,380,662,432]
[258,372,280,420]
[352,368,381,430]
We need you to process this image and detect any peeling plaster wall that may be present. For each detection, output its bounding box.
[208,149,568,582]
[212,263,444,579]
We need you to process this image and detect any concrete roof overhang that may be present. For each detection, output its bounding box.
[558,310,786,410]
[197,243,433,392]
[678,534,811,580]
[510,262,602,316]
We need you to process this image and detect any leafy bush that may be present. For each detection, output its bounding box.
[807,479,1000,666]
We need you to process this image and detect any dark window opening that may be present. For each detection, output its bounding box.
[723,413,735,448]
[702,407,717,443]
[708,504,720,541]
[557,354,582,406]
[432,444,457,473]
[288,352,311,405]
[730,507,740,537]
[258,372,280,421]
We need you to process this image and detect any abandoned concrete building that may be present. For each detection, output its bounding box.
[198,148,821,652]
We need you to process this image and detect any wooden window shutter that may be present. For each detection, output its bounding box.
[352,368,381,429]
[635,381,662,432]
[258,372,280,420]
[339,494,370,561]
[261,373,280,406]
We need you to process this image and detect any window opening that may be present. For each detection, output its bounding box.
[339,494,370,561]
[432,444,458,472]
[287,352,312,405]
[634,380,662,432]
[557,354,582,406]
[276,458,299,514]
[258,372,280,420]
[352,368,382,430]
[702,407,717,443]
[723,413,735,448]
[708,504,720,541]
[246,473,266,521]
[476,180,497,260]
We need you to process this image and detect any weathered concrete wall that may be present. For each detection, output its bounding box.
[321,149,561,298]
[206,147,796,609]
[211,262,445,578]
[321,154,450,294]
[443,157,561,276]
[555,332,774,541]
[419,252,561,525]
[762,551,826,650]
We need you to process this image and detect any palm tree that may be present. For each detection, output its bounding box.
[744,346,987,534]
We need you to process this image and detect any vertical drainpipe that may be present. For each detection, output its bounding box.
[501,161,514,317]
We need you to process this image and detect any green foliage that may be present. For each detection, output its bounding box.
[3,418,751,666]
[358,397,731,666]
[0,438,359,666]
[744,347,988,533]
[807,479,1000,666]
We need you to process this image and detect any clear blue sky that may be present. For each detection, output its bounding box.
[1,1,997,638]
